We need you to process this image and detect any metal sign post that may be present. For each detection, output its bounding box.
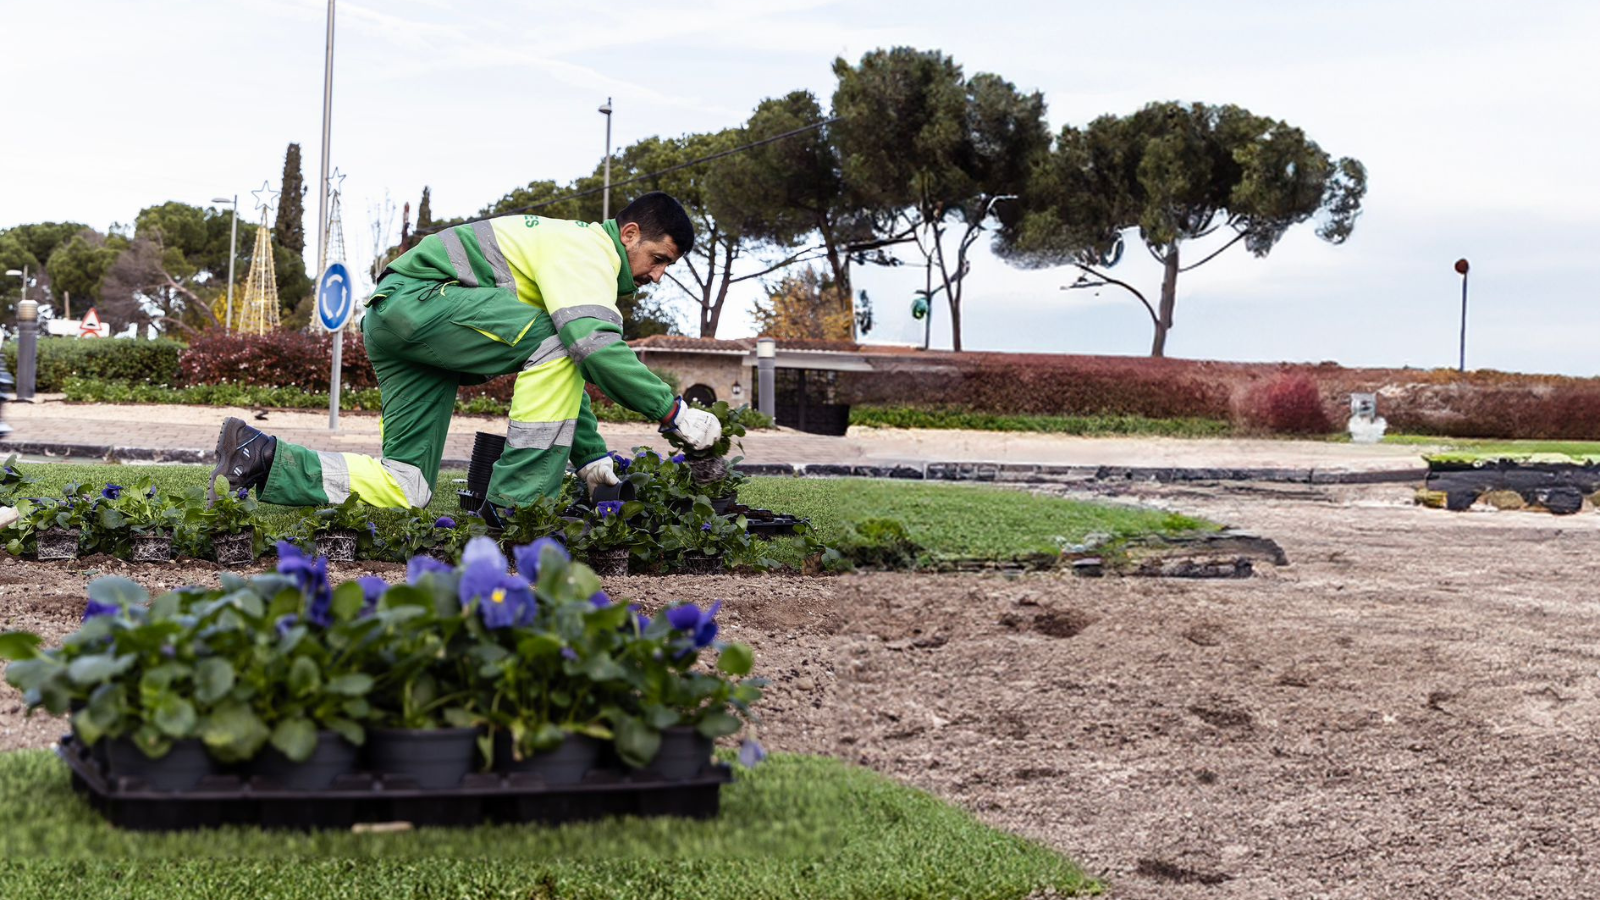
[315,0,337,427]
[319,263,354,430]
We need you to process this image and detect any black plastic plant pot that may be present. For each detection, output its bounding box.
[211,528,256,567]
[493,731,601,785]
[649,727,713,781]
[251,731,360,791]
[686,456,728,485]
[587,548,630,577]
[314,530,358,563]
[368,727,479,789]
[587,480,638,505]
[130,533,174,563]
[36,527,81,561]
[104,738,218,792]
[709,494,737,516]
[681,553,724,576]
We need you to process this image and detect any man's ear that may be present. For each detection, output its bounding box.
[618,221,641,245]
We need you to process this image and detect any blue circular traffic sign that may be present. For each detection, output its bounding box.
[317,262,355,331]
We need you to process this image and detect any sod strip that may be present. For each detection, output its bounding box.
[9,463,1213,568]
[0,751,1096,899]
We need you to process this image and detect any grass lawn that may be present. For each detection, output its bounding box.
[8,462,1211,565]
[742,477,1211,560]
[1381,434,1600,463]
[0,750,1097,899]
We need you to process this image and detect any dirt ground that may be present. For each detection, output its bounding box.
[4,482,1600,899]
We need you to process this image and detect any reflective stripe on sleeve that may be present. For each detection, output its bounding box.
[550,305,624,330]
[569,330,621,366]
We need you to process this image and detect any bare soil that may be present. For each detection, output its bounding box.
[5,483,1600,899]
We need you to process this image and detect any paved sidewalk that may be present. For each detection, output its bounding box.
[0,399,1433,482]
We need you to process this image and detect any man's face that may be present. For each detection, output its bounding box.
[619,221,681,288]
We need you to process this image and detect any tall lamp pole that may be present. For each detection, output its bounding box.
[1454,258,1470,373]
[212,195,238,331]
[598,97,613,219]
[6,267,36,403]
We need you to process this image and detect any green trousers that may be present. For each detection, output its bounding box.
[261,274,606,510]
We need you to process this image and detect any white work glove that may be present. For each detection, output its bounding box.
[577,456,620,492]
[666,403,720,451]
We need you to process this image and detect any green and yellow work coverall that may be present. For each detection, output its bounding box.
[259,215,676,511]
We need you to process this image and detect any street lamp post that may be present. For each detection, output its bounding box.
[1,267,23,411]
[599,97,613,219]
[14,297,37,402]
[212,196,239,330]
[1454,258,1470,373]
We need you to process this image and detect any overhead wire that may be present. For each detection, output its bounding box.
[411,116,841,238]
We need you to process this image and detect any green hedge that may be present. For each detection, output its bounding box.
[4,338,184,391]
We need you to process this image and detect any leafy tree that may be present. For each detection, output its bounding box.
[275,143,306,254]
[832,48,1048,351]
[0,232,41,320]
[711,91,876,337]
[46,230,122,309]
[996,101,1367,356]
[750,266,853,341]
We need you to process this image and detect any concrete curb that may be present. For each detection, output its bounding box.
[3,439,1425,486]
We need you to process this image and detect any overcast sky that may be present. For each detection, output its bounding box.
[3,0,1597,375]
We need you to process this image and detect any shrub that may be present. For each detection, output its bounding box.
[2,338,185,390]
[1236,373,1333,434]
[177,330,375,391]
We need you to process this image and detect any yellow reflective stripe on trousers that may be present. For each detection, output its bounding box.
[509,356,584,424]
[345,455,433,508]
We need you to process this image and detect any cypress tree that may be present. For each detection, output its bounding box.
[417,186,433,231]
[274,143,306,254]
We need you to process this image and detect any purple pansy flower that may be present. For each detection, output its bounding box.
[276,541,333,627]
[458,536,535,629]
[235,487,250,500]
[665,601,722,649]
[739,738,767,768]
[560,647,579,661]
[596,500,624,519]
[406,555,452,584]
[589,590,611,608]
[700,522,712,532]
[628,603,651,632]
[434,516,456,529]
[355,575,387,614]
[101,484,124,501]
[82,599,120,621]
[275,613,299,639]
[609,452,632,471]
[367,521,379,539]
[511,536,568,581]
[670,453,686,464]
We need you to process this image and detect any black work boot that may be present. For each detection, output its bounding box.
[208,417,277,500]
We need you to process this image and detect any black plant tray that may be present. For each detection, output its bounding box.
[740,509,809,539]
[56,736,731,832]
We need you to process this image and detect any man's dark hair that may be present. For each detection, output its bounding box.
[617,191,695,255]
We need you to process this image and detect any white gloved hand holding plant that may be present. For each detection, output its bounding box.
[661,399,720,451]
[577,456,620,493]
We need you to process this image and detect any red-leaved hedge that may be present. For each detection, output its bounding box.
[179,331,377,391]
[838,350,1600,439]
[1235,373,1332,434]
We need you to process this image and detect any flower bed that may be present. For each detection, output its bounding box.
[0,537,765,823]
[0,451,836,573]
